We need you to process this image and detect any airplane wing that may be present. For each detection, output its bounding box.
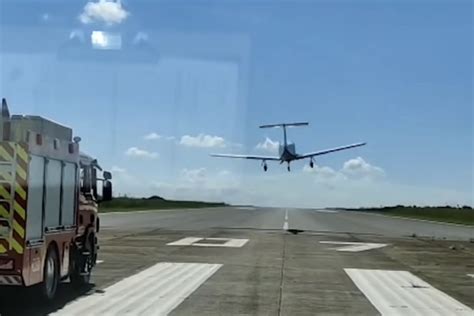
[297,142,367,159]
[210,154,280,161]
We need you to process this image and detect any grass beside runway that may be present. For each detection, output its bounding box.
[348,206,474,225]
[100,196,227,213]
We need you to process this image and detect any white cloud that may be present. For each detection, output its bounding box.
[180,168,207,183]
[256,137,279,153]
[179,134,226,148]
[111,165,126,173]
[144,132,161,140]
[69,30,85,42]
[302,157,383,182]
[79,0,129,26]
[342,157,385,179]
[151,169,247,203]
[125,147,158,159]
[133,32,149,45]
[303,164,341,179]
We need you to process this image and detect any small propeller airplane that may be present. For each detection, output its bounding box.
[210,122,366,172]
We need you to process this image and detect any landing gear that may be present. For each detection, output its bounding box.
[309,158,314,169]
[262,161,268,172]
[287,163,291,172]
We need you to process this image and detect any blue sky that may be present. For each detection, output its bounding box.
[0,0,472,207]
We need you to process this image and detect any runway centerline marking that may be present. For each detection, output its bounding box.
[345,269,473,316]
[50,262,222,316]
[167,237,249,248]
[283,209,289,230]
[320,241,388,252]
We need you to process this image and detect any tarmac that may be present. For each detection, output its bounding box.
[1,207,473,315]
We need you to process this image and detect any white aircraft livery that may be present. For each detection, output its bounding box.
[210,122,366,172]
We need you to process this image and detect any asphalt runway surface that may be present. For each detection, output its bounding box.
[1,207,473,315]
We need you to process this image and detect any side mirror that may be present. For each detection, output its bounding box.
[102,180,112,201]
[103,171,112,180]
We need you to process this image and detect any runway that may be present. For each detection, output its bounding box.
[1,207,473,315]
[100,207,474,240]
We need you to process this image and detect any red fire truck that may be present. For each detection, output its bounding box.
[0,98,112,299]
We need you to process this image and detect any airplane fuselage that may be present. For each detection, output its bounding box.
[279,142,298,162]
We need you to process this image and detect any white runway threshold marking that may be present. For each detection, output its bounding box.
[345,269,473,316]
[51,262,222,316]
[320,241,388,252]
[167,237,249,248]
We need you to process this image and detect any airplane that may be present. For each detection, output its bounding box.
[210,122,366,172]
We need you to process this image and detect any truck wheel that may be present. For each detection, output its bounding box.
[41,246,59,300]
[70,236,94,288]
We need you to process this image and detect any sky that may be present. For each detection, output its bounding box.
[0,0,472,207]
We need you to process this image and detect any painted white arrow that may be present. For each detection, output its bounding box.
[320,241,388,252]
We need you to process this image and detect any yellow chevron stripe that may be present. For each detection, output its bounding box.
[11,238,23,254]
[16,167,27,182]
[13,201,25,220]
[15,184,27,201]
[0,146,13,162]
[0,244,6,253]
[0,185,10,200]
[16,146,28,164]
[0,205,9,219]
[13,220,24,239]
[0,170,11,181]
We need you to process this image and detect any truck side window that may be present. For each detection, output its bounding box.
[91,167,98,200]
[81,166,92,195]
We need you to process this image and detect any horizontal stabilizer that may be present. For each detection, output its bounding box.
[259,122,309,129]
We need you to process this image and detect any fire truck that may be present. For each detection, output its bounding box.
[0,98,112,300]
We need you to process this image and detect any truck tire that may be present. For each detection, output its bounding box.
[41,245,59,300]
[70,235,94,288]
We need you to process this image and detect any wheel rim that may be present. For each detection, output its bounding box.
[45,255,56,296]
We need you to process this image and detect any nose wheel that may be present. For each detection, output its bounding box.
[287,163,291,172]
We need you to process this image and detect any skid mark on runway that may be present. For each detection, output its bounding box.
[320,241,388,252]
[345,269,473,316]
[51,262,222,316]
[167,237,249,248]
